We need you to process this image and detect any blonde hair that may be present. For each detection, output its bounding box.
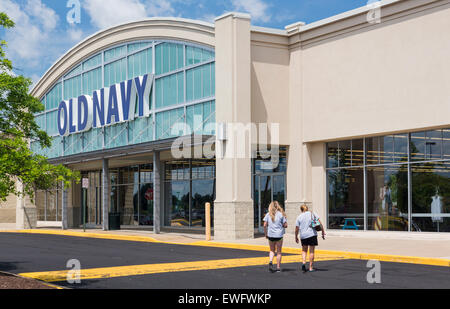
[268,201,287,222]
[300,204,309,212]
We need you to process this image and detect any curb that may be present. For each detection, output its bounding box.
[2,229,449,267]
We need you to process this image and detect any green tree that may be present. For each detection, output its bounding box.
[0,12,79,201]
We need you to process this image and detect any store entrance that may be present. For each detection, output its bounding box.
[254,173,286,233]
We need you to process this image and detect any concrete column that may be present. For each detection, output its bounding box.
[153,152,161,234]
[15,182,37,229]
[310,143,327,226]
[102,158,109,231]
[61,181,68,230]
[285,46,304,232]
[214,12,254,240]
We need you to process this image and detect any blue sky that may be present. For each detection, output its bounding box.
[0,0,371,86]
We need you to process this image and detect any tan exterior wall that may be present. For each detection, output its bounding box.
[302,2,450,143]
[20,1,450,237]
[0,194,18,224]
[250,40,290,145]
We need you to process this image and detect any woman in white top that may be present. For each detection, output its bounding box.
[295,204,325,272]
[263,201,287,273]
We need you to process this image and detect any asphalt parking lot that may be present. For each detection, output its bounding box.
[0,232,449,289]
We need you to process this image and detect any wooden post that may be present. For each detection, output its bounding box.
[205,202,211,241]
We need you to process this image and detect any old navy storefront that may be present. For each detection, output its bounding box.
[27,5,450,238]
[31,34,287,233]
[32,37,219,231]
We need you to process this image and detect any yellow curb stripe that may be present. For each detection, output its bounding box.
[3,229,449,267]
[19,255,344,282]
[0,229,161,244]
[314,250,450,267]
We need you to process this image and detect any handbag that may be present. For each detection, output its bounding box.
[310,212,322,231]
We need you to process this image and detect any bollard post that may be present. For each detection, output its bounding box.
[205,202,211,241]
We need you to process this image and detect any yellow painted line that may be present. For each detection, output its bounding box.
[315,250,450,267]
[0,229,161,244]
[19,255,343,283]
[3,229,449,267]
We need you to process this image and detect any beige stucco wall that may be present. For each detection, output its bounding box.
[301,2,450,143]
[0,194,18,224]
[250,39,290,145]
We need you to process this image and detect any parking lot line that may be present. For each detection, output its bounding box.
[3,230,449,267]
[18,255,345,282]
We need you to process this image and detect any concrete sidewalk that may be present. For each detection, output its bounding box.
[42,228,450,260]
[1,227,450,261]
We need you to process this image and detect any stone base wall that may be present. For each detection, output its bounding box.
[0,208,16,224]
[213,201,254,240]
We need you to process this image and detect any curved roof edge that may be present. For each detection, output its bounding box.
[31,17,215,97]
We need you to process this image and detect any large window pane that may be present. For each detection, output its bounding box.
[393,134,408,163]
[367,165,408,231]
[411,132,426,162]
[412,162,450,232]
[165,181,190,226]
[327,168,364,229]
[191,179,215,227]
[327,142,339,168]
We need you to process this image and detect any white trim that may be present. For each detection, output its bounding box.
[299,0,400,32]
[215,12,251,22]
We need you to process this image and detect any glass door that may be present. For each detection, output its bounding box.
[256,173,286,233]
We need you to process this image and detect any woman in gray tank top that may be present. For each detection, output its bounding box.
[263,201,287,273]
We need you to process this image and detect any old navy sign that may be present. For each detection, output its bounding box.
[57,74,153,136]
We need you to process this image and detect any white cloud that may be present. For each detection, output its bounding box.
[82,0,147,29]
[146,0,176,16]
[67,27,84,42]
[200,13,217,24]
[0,0,83,77]
[231,0,271,23]
[0,0,52,63]
[24,0,59,31]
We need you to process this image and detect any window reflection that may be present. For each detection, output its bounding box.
[164,159,216,227]
[327,129,450,233]
[327,168,364,229]
[367,165,408,231]
[412,162,450,232]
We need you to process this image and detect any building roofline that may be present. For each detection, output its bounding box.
[30,17,215,96]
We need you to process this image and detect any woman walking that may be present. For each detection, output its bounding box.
[295,204,325,272]
[263,201,287,273]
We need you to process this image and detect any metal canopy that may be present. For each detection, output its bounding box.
[48,135,215,166]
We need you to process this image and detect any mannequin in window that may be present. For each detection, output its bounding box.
[380,183,392,215]
[431,188,443,224]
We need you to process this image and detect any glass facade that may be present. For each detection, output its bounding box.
[32,40,215,158]
[164,159,215,227]
[78,164,155,227]
[327,129,450,232]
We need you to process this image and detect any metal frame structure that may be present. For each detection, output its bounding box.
[33,39,215,159]
[326,131,450,232]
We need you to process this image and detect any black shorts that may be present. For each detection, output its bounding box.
[301,236,318,247]
[268,237,283,242]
